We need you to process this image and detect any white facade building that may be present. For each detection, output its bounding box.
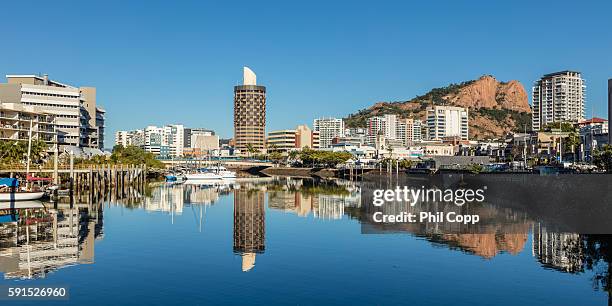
[426,106,469,140]
[0,74,105,149]
[532,71,586,131]
[313,117,344,148]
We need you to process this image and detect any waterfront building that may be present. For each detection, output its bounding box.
[412,119,423,143]
[422,143,455,156]
[577,118,609,161]
[366,114,397,145]
[313,117,344,148]
[162,124,185,157]
[267,125,319,154]
[344,127,367,145]
[144,125,164,155]
[396,118,423,146]
[116,124,214,158]
[532,71,586,131]
[426,105,469,141]
[184,128,216,148]
[190,132,219,153]
[114,130,130,147]
[234,67,266,155]
[295,124,319,149]
[0,74,105,149]
[267,129,296,153]
[0,102,57,146]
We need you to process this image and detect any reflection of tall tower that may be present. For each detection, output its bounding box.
[233,189,265,272]
[234,67,266,154]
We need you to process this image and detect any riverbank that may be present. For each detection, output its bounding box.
[259,167,337,178]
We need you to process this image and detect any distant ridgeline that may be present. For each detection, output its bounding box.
[344,75,532,139]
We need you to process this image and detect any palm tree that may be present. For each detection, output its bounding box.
[246,143,257,159]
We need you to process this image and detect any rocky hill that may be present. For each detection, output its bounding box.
[345,75,532,139]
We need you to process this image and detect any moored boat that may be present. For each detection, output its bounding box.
[0,178,45,202]
[185,172,223,180]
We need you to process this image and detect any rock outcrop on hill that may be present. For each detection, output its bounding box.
[344,75,532,139]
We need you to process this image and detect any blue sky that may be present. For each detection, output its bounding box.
[1,0,611,142]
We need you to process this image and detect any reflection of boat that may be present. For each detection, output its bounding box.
[184,178,235,186]
[0,200,45,210]
[0,192,45,201]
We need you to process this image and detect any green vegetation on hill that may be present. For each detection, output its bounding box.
[344,80,476,128]
[476,108,532,132]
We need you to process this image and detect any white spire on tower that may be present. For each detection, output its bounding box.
[243,66,257,85]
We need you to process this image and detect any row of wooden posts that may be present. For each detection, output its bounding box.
[66,164,147,194]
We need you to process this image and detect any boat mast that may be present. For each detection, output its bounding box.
[26,119,33,187]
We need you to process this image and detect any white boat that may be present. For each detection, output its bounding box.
[206,166,237,179]
[185,172,223,180]
[0,191,45,202]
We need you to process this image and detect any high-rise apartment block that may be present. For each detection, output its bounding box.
[365,115,422,146]
[532,71,586,131]
[0,74,105,149]
[426,105,469,140]
[396,118,422,146]
[234,67,266,155]
[313,118,344,149]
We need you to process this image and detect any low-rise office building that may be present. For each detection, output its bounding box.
[267,125,319,154]
[0,74,105,149]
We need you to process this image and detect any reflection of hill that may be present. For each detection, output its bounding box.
[358,177,533,259]
[434,232,528,259]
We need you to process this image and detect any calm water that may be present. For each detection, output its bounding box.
[0,176,610,305]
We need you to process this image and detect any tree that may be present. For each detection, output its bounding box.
[245,143,257,158]
[268,151,284,165]
[398,159,413,169]
[0,139,48,166]
[593,145,612,172]
[109,145,164,168]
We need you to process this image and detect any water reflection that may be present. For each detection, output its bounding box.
[0,177,610,303]
[0,203,101,279]
[233,187,265,272]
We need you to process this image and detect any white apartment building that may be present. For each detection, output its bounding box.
[144,126,164,155]
[532,71,586,131]
[0,74,105,149]
[313,117,344,149]
[366,114,397,145]
[163,124,185,157]
[115,125,216,158]
[426,105,469,140]
[396,118,422,146]
[115,130,130,147]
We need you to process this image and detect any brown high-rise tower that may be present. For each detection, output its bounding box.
[234,67,266,155]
